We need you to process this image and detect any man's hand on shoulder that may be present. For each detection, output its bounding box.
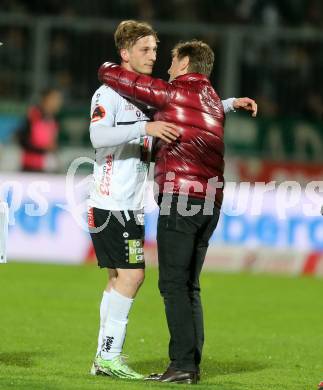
[145,121,180,143]
[233,97,258,117]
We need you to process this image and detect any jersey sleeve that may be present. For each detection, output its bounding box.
[222,98,236,114]
[89,87,147,149]
[90,86,117,127]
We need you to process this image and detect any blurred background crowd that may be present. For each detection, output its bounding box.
[0,0,323,174]
[2,0,323,26]
[1,0,323,270]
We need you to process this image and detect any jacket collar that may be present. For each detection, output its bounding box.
[173,73,209,82]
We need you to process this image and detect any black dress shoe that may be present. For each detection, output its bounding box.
[158,367,198,384]
[144,372,162,381]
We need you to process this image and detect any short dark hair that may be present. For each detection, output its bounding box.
[114,20,159,53]
[172,40,214,77]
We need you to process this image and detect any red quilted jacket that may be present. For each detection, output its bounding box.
[98,62,225,207]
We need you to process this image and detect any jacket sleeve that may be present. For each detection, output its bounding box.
[98,62,174,109]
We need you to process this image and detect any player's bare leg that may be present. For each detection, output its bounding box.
[100,269,144,358]
[112,268,145,298]
[91,268,145,379]
[96,268,143,355]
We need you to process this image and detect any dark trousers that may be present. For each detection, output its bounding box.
[157,195,220,372]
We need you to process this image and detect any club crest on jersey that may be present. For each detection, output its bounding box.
[91,105,106,122]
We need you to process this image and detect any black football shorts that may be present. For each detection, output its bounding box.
[88,207,145,269]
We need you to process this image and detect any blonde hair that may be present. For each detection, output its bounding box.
[114,20,159,53]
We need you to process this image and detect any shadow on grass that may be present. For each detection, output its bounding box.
[0,351,47,368]
[202,358,269,378]
[134,357,269,379]
[131,357,169,375]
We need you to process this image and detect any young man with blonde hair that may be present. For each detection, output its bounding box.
[88,20,179,379]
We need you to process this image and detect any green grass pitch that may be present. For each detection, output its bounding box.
[0,263,322,389]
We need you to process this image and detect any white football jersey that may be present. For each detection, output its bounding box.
[88,85,152,211]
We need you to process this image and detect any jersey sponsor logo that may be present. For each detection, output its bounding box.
[88,207,95,228]
[99,154,113,196]
[91,105,106,122]
[127,239,144,264]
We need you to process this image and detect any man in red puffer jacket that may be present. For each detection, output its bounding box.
[99,39,257,384]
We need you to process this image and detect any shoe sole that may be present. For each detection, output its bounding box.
[91,365,143,380]
[175,379,197,384]
[161,378,197,384]
[91,360,144,380]
[90,363,112,377]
